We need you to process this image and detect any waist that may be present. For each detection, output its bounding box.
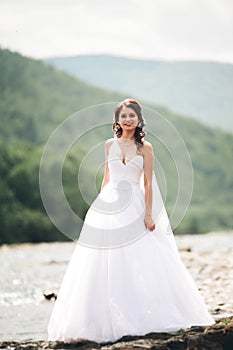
[108,178,141,190]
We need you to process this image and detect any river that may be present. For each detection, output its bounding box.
[0,231,232,341]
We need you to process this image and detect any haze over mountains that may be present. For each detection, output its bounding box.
[0,48,232,244]
[45,55,233,133]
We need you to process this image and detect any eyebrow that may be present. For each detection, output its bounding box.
[120,112,136,116]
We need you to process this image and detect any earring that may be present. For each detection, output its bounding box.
[137,121,142,128]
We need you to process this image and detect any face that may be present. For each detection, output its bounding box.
[118,105,139,131]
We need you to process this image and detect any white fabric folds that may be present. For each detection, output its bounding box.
[47,139,214,344]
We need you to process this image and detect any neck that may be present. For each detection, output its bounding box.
[121,130,135,140]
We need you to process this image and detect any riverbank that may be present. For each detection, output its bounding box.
[0,231,232,342]
[0,316,232,350]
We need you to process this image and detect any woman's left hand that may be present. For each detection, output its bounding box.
[144,214,156,231]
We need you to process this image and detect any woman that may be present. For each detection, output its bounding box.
[47,98,214,344]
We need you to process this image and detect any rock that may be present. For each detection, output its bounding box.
[179,247,192,252]
[43,291,57,300]
[1,316,232,350]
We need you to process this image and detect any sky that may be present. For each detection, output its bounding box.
[0,0,233,63]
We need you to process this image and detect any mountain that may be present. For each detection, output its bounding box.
[45,54,233,132]
[0,48,232,244]
[0,50,121,145]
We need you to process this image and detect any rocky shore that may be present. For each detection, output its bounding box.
[1,232,232,348]
[1,316,232,350]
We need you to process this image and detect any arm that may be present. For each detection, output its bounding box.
[143,141,156,231]
[101,139,112,190]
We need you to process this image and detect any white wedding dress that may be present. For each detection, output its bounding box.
[47,138,214,344]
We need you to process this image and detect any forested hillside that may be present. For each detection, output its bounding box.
[0,48,232,244]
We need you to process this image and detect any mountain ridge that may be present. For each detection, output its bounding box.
[0,48,232,243]
[45,54,233,132]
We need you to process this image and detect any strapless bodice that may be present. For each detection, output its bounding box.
[108,140,144,187]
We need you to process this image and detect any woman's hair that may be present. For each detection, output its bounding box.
[113,98,146,147]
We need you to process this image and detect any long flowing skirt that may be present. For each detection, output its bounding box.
[47,179,214,343]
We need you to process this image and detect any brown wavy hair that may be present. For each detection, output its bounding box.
[112,98,146,148]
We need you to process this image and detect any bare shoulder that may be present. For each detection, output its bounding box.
[105,138,115,152]
[142,140,154,155]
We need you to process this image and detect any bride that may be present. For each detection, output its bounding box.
[47,98,214,344]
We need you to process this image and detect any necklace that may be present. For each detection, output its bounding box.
[118,138,134,146]
[117,138,135,165]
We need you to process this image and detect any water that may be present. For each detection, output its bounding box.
[0,241,75,341]
[0,232,232,341]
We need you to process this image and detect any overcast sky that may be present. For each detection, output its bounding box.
[0,0,233,63]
